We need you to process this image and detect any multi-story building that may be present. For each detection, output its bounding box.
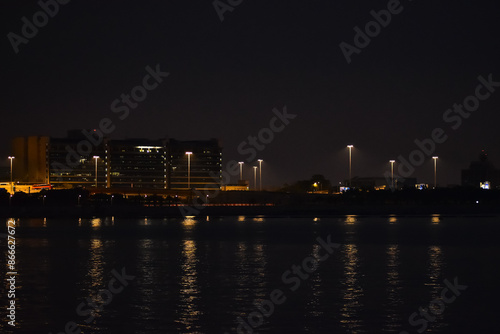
[168,138,222,190]
[11,131,222,191]
[108,139,167,189]
[48,131,107,188]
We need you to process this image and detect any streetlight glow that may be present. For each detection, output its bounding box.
[93,156,99,188]
[432,156,438,189]
[347,145,354,187]
[8,156,14,193]
[253,166,257,190]
[186,152,193,189]
[389,160,395,190]
[258,159,263,191]
[238,162,244,181]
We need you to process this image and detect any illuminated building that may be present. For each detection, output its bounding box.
[11,132,222,190]
[108,139,167,189]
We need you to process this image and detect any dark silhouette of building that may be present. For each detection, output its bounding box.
[349,176,416,190]
[462,151,500,189]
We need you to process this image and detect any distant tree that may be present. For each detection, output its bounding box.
[282,175,332,193]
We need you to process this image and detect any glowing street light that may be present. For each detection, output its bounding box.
[389,160,395,190]
[93,156,99,188]
[432,156,438,189]
[253,166,258,190]
[8,156,14,193]
[238,162,244,181]
[258,159,263,190]
[186,152,193,189]
[347,145,354,187]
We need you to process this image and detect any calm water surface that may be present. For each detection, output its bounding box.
[1,215,499,333]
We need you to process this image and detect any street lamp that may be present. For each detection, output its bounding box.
[389,160,395,190]
[238,162,244,181]
[93,156,99,188]
[8,156,14,193]
[185,152,193,189]
[258,159,263,191]
[253,166,257,190]
[432,156,438,189]
[347,145,354,187]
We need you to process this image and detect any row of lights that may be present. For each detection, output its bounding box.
[185,153,264,190]
[7,148,439,190]
[347,145,439,189]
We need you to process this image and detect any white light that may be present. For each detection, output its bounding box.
[136,146,163,149]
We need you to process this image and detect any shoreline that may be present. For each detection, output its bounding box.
[2,203,499,219]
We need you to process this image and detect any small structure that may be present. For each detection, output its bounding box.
[461,151,500,189]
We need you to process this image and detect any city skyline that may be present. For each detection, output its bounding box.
[2,0,499,187]
[4,131,498,189]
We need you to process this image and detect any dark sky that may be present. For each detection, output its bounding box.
[2,0,500,187]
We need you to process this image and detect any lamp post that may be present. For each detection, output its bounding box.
[238,162,244,181]
[347,145,353,187]
[389,160,395,190]
[432,156,438,189]
[8,156,14,193]
[186,152,193,189]
[93,156,99,188]
[253,166,257,190]
[258,159,263,190]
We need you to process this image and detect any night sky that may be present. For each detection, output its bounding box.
[2,0,500,187]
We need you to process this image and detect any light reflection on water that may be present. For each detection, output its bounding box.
[304,243,324,331]
[176,239,202,332]
[340,244,364,333]
[345,215,358,225]
[182,217,197,230]
[2,215,494,333]
[91,218,102,229]
[383,244,402,332]
[86,237,105,315]
[427,245,445,330]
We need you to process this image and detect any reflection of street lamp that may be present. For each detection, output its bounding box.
[258,159,263,190]
[8,156,14,193]
[238,162,244,181]
[432,156,438,189]
[389,160,395,190]
[186,152,193,189]
[93,156,99,188]
[253,166,257,190]
[347,145,353,187]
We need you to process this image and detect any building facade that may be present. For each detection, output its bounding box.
[168,139,222,190]
[11,132,222,190]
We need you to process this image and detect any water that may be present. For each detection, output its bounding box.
[1,215,499,333]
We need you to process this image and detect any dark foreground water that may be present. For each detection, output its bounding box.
[1,215,499,334]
